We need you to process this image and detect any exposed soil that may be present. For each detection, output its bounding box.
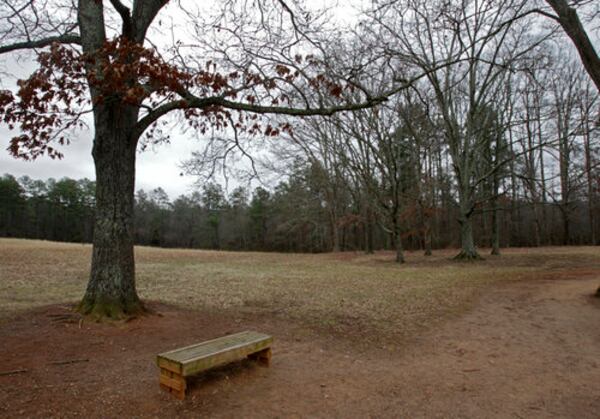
[1,276,599,418]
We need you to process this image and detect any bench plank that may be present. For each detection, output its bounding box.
[157,331,273,378]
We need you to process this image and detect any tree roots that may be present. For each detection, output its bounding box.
[453,250,484,261]
[75,297,147,321]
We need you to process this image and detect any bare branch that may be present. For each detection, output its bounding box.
[0,33,80,54]
[544,0,600,91]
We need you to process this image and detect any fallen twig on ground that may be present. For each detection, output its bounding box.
[49,359,89,366]
[0,369,28,376]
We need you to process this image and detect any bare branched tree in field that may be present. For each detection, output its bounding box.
[0,0,402,319]
[370,0,547,259]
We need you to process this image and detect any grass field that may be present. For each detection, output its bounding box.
[1,238,600,417]
[1,238,599,340]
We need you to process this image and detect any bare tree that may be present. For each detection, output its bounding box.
[547,61,589,244]
[262,116,351,253]
[334,102,416,263]
[371,0,544,259]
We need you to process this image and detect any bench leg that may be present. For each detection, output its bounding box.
[248,347,272,367]
[159,368,187,400]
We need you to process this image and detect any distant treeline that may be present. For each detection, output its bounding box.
[0,167,597,253]
[0,174,95,243]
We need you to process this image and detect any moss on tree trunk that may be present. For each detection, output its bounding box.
[77,296,144,320]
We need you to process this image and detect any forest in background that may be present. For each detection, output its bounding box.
[1,138,598,254]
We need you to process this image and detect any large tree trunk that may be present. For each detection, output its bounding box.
[392,220,405,263]
[455,211,482,260]
[331,224,340,252]
[393,233,405,263]
[454,183,482,260]
[77,105,144,319]
[423,215,433,256]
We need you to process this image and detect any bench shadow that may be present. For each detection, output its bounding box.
[185,357,264,393]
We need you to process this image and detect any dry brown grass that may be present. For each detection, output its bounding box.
[1,238,599,340]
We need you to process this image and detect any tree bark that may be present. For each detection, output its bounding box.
[394,235,405,263]
[331,224,340,252]
[545,0,600,92]
[392,220,405,263]
[455,211,482,260]
[490,204,501,256]
[423,215,433,256]
[77,104,144,319]
[454,179,482,259]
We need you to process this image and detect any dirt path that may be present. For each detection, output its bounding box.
[1,277,599,418]
[381,277,600,418]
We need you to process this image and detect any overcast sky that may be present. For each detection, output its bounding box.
[0,123,204,198]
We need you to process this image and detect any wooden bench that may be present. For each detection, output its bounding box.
[156,330,273,400]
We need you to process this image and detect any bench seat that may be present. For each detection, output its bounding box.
[157,330,273,399]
